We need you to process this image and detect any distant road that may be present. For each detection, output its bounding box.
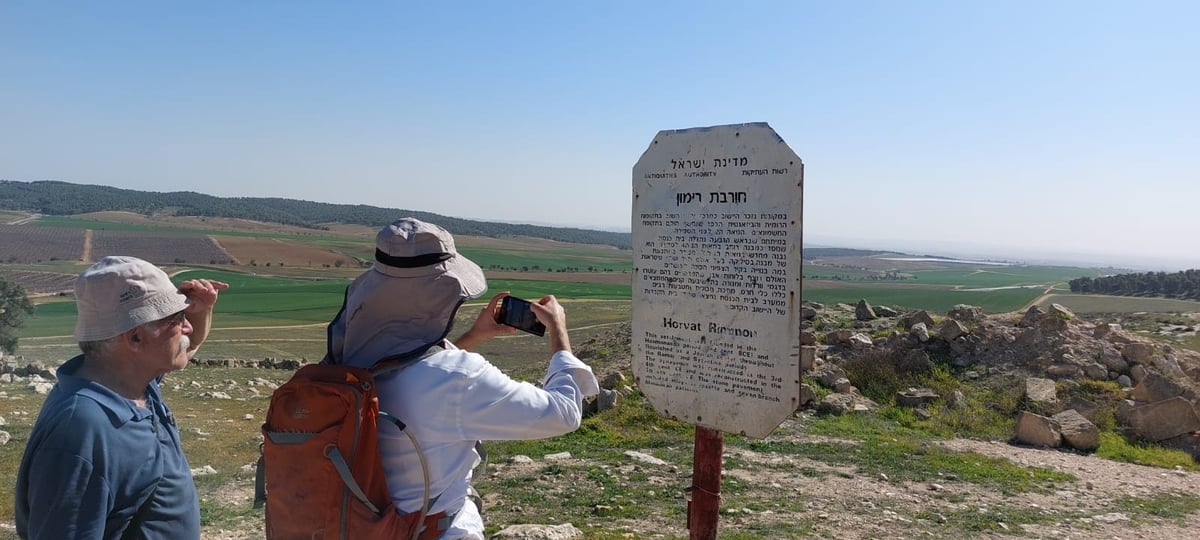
[6,213,41,225]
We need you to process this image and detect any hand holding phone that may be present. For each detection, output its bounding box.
[497,296,547,337]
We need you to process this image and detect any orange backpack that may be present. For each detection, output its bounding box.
[255,349,447,540]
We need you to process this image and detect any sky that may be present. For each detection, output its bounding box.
[2,1,1197,270]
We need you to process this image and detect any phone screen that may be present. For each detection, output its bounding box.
[499,296,546,336]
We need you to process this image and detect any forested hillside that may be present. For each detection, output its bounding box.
[1070,269,1200,300]
[0,180,631,249]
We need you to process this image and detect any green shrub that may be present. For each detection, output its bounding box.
[841,346,934,404]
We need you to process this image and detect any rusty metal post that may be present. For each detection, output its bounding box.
[688,426,723,540]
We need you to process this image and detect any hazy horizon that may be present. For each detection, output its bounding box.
[2,2,1196,273]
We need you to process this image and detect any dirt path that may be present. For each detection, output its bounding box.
[81,229,93,262]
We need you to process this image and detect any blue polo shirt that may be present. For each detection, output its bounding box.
[15,355,200,540]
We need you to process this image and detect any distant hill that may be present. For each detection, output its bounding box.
[0,180,631,250]
[803,247,891,258]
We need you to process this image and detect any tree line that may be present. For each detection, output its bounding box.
[1069,269,1200,300]
[0,180,632,250]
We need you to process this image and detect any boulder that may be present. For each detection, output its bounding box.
[1014,411,1062,447]
[848,333,874,349]
[825,330,854,346]
[937,320,968,341]
[875,305,899,317]
[491,524,584,539]
[910,323,930,342]
[1082,363,1109,380]
[1130,364,1149,384]
[1052,409,1100,451]
[1160,432,1200,461]
[1122,342,1155,365]
[801,305,819,321]
[855,299,877,321]
[1098,346,1128,372]
[903,310,936,329]
[1025,377,1058,408]
[1064,396,1098,422]
[818,393,856,416]
[1045,364,1080,378]
[948,304,984,322]
[1093,322,1120,339]
[1047,303,1075,320]
[896,388,940,408]
[813,364,847,388]
[1019,305,1045,328]
[798,383,816,408]
[800,346,817,373]
[1152,354,1186,377]
[1130,373,1187,403]
[1119,397,1200,442]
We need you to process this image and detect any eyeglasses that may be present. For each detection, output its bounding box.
[159,310,188,328]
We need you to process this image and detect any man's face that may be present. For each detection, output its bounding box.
[141,309,193,373]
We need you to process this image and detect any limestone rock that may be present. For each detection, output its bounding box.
[491,523,584,539]
[1119,397,1200,442]
[904,310,936,329]
[818,393,856,416]
[875,305,899,317]
[855,299,877,321]
[1052,409,1100,451]
[910,323,929,342]
[1019,305,1044,327]
[1047,303,1075,321]
[1160,432,1200,461]
[624,451,668,466]
[937,320,968,341]
[896,388,939,408]
[1014,411,1062,447]
[1025,377,1058,408]
[1130,373,1187,403]
[1122,342,1155,365]
[848,333,873,349]
[948,304,984,322]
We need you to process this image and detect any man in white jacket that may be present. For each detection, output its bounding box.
[324,217,599,539]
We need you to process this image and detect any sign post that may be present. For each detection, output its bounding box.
[631,123,803,539]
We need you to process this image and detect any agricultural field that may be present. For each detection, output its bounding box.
[211,235,359,268]
[0,270,76,295]
[91,230,233,265]
[1035,293,1200,314]
[0,225,84,263]
[12,265,633,367]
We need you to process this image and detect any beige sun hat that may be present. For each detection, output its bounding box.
[74,256,190,342]
[325,218,487,367]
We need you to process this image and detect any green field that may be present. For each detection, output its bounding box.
[17,270,632,341]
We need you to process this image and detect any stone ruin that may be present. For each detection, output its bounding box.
[802,299,1200,460]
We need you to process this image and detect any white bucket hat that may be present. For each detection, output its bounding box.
[325,218,487,367]
[74,256,190,342]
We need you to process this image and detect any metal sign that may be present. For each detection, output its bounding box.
[631,123,803,438]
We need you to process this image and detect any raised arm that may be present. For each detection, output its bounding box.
[177,278,229,356]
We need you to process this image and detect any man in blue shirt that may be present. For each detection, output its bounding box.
[15,256,228,540]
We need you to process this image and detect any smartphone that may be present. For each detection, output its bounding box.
[497,296,546,337]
